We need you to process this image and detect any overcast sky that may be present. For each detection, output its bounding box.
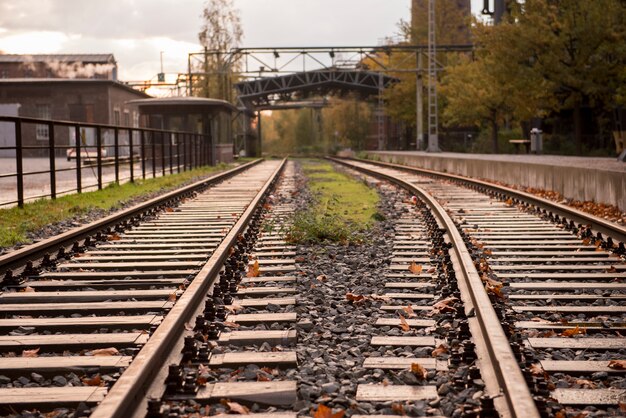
[0,1,481,82]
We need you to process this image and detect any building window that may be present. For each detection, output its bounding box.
[36,104,51,141]
[123,111,130,127]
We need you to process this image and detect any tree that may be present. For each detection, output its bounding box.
[478,0,626,153]
[197,0,243,100]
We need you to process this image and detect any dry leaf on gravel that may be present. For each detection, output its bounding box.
[410,362,427,380]
[402,305,416,318]
[346,293,366,303]
[20,286,36,293]
[221,400,250,415]
[391,402,406,416]
[575,379,597,389]
[312,404,345,418]
[608,360,626,370]
[431,344,448,357]
[225,303,244,313]
[408,262,423,274]
[88,347,120,356]
[560,325,586,337]
[398,315,410,332]
[431,297,458,315]
[316,274,327,282]
[22,348,39,357]
[82,374,102,386]
[168,292,178,302]
[165,207,174,213]
[223,321,240,329]
[483,249,493,256]
[247,260,260,277]
[108,233,121,241]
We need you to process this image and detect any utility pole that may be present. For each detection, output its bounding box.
[427,0,440,152]
[377,72,386,150]
[416,52,424,150]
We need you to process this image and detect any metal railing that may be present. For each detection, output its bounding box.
[0,116,215,208]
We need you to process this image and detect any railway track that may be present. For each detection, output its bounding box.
[0,159,285,417]
[332,157,626,417]
[1,156,624,418]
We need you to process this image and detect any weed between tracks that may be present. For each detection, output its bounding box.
[0,163,234,248]
[287,159,382,244]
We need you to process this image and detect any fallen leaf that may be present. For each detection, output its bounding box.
[426,267,436,274]
[575,379,597,389]
[316,274,327,282]
[554,411,567,418]
[560,325,586,337]
[247,260,260,278]
[431,296,458,315]
[382,378,390,386]
[608,360,626,370]
[165,207,174,213]
[225,303,244,313]
[485,281,505,300]
[221,400,250,415]
[88,347,120,356]
[312,404,345,418]
[505,198,513,206]
[408,262,423,274]
[346,293,366,303]
[398,314,410,332]
[223,321,241,328]
[431,343,448,357]
[483,249,493,256]
[82,374,102,386]
[20,286,36,293]
[391,402,406,416]
[529,363,546,377]
[256,372,271,382]
[410,362,427,380]
[22,348,39,357]
[168,292,178,302]
[582,238,591,246]
[108,233,121,241]
[402,305,416,318]
[607,265,617,273]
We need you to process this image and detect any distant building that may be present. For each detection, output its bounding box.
[0,79,149,157]
[0,54,117,80]
[129,97,237,164]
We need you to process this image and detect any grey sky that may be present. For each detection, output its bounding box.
[0,1,481,83]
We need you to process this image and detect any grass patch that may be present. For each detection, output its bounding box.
[288,159,381,244]
[0,163,236,248]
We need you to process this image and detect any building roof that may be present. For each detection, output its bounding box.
[128,97,238,113]
[0,54,116,63]
[0,78,149,97]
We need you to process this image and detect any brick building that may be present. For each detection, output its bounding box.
[0,79,149,157]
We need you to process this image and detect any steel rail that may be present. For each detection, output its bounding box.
[351,158,626,244]
[91,158,286,418]
[0,159,263,278]
[329,157,540,418]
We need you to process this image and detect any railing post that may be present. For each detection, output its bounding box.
[169,133,173,174]
[183,133,187,172]
[150,131,156,178]
[177,137,181,173]
[114,127,120,184]
[96,126,103,190]
[161,132,166,177]
[140,129,146,180]
[75,126,82,193]
[48,122,56,200]
[15,120,24,208]
[129,126,134,183]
